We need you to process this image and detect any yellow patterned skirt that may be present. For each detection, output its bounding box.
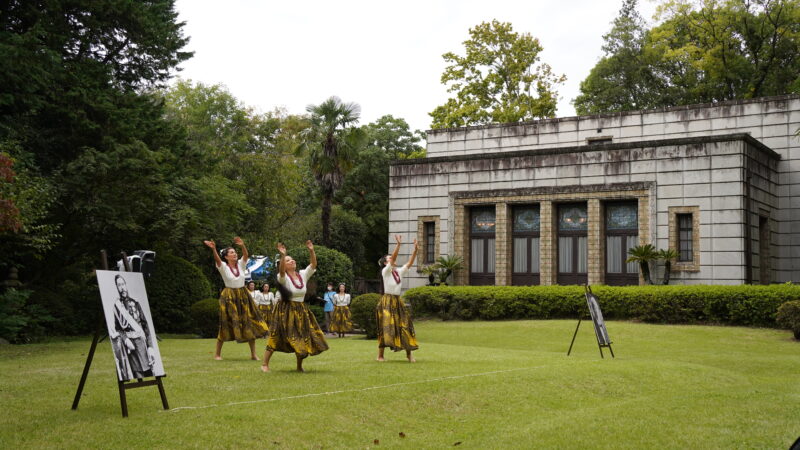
[258,304,274,326]
[266,300,329,358]
[330,305,353,333]
[376,294,418,352]
[217,287,269,343]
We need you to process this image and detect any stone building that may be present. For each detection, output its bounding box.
[388,95,800,289]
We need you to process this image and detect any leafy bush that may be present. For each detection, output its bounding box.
[405,284,800,327]
[285,245,353,298]
[351,293,380,338]
[0,289,53,343]
[146,254,214,333]
[308,304,325,326]
[190,298,219,338]
[777,300,800,340]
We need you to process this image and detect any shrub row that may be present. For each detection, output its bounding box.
[350,293,380,338]
[403,284,800,327]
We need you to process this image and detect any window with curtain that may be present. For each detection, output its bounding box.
[678,213,693,261]
[605,201,639,285]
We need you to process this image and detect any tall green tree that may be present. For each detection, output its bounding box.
[574,0,669,114]
[575,0,800,114]
[300,97,366,247]
[429,20,566,129]
[336,115,425,276]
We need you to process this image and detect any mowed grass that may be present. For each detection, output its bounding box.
[1,320,798,449]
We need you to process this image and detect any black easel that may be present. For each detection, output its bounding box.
[71,250,169,417]
[566,285,615,359]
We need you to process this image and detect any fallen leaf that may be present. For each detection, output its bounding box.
[399,432,406,438]
[453,442,462,446]
[373,439,380,445]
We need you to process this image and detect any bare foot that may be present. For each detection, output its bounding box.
[296,367,305,373]
[214,355,223,361]
[251,355,260,361]
[376,357,385,362]
[407,356,416,363]
[260,365,270,373]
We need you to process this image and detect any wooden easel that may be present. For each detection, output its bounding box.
[566,285,615,359]
[71,250,169,417]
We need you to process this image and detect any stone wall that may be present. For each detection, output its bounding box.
[424,95,799,282]
[389,134,782,289]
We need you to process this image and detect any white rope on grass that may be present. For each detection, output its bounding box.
[164,365,547,413]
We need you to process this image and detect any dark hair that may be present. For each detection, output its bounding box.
[260,283,270,292]
[219,247,235,259]
[337,283,346,293]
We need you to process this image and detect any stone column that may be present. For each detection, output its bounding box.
[494,203,510,286]
[453,204,468,285]
[588,199,603,286]
[540,201,555,285]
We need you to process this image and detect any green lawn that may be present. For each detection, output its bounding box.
[1,320,798,449]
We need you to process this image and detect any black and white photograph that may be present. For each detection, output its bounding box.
[96,270,166,382]
[586,292,611,346]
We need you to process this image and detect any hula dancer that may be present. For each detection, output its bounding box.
[261,241,329,372]
[376,235,419,362]
[204,237,268,360]
[330,283,353,338]
[255,283,276,324]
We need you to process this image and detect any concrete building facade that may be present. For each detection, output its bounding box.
[388,95,800,290]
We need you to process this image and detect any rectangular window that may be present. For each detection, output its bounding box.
[677,213,693,261]
[424,222,436,263]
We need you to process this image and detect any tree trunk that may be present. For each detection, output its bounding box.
[321,194,332,247]
[662,261,672,285]
[640,261,652,284]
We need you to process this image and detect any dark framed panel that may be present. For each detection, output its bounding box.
[424,221,436,264]
[469,206,496,286]
[677,213,693,262]
[511,205,540,286]
[557,203,588,285]
[604,201,639,286]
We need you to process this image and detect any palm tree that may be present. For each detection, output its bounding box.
[657,248,679,285]
[300,97,366,246]
[626,244,658,285]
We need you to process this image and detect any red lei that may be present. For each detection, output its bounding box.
[287,272,304,289]
[227,263,240,277]
[391,269,400,284]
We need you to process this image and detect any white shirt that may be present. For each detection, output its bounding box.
[333,293,351,306]
[216,259,247,289]
[382,264,408,296]
[277,265,315,302]
[254,291,276,306]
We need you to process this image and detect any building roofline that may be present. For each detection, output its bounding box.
[426,94,800,135]
[390,133,781,167]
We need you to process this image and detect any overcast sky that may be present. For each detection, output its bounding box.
[173,0,659,135]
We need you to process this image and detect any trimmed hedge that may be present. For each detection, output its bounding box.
[777,300,800,340]
[351,293,380,338]
[190,298,219,338]
[146,254,214,333]
[404,284,800,327]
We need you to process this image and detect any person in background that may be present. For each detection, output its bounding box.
[376,235,419,362]
[255,283,276,324]
[246,281,256,298]
[330,283,352,338]
[261,241,328,372]
[203,237,268,361]
[323,282,335,335]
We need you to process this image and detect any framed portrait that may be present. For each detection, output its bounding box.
[96,270,166,382]
[585,291,611,346]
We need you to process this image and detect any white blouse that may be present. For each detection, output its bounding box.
[382,264,408,296]
[333,293,351,306]
[255,291,276,306]
[216,259,247,289]
[277,265,315,302]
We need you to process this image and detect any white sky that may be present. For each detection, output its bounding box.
[173,0,659,135]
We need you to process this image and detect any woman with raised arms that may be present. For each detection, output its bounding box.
[261,240,329,372]
[203,237,268,360]
[376,235,419,362]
